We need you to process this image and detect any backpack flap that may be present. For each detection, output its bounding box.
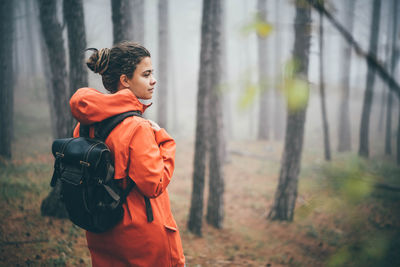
[51,137,111,186]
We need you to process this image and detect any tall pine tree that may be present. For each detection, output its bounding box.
[268,0,312,221]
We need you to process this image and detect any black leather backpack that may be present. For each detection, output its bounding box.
[50,111,153,233]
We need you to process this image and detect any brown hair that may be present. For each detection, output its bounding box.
[86,41,151,93]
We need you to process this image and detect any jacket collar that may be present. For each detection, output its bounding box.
[70,88,152,124]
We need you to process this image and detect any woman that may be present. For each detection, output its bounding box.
[69,42,185,267]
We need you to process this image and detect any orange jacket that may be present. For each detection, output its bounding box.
[70,88,185,267]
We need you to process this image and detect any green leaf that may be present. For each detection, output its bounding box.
[255,20,273,37]
[241,13,273,38]
[283,77,309,112]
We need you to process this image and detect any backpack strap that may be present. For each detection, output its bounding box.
[79,124,90,138]
[95,111,142,141]
[121,179,154,223]
[78,110,142,140]
[78,110,154,223]
[144,196,154,222]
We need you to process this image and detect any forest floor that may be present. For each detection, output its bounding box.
[1,93,400,266]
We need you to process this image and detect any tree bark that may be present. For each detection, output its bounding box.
[38,0,71,139]
[132,0,145,44]
[206,0,224,229]
[40,181,68,218]
[273,0,285,141]
[378,83,386,132]
[268,0,311,221]
[337,0,355,152]
[111,0,133,44]
[0,1,14,160]
[38,0,69,218]
[220,0,229,163]
[63,0,88,98]
[24,0,39,78]
[359,0,381,158]
[188,0,213,236]
[257,0,270,140]
[385,91,393,155]
[14,2,26,76]
[385,0,399,155]
[318,4,331,161]
[34,0,57,137]
[157,0,169,129]
[397,107,400,165]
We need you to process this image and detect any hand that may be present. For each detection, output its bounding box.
[148,119,161,131]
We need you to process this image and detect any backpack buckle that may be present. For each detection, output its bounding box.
[80,161,90,167]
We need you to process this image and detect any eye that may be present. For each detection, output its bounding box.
[143,71,153,77]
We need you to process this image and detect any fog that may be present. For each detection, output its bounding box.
[3,0,400,265]
[11,0,398,149]
[75,0,398,150]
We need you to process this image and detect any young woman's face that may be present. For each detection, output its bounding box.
[126,57,156,100]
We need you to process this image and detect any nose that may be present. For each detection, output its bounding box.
[151,77,156,86]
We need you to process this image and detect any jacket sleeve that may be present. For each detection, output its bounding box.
[128,121,176,198]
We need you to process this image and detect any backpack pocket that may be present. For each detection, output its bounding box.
[60,165,84,186]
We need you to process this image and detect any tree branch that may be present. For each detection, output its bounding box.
[305,0,400,98]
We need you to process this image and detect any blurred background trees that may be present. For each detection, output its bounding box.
[0,1,15,160]
[188,0,223,236]
[359,0,382,158]
[2,0,400,254]
[63,0,88,106]
[111,0,133,43]
[157,0,169,128]
[268,0,312,221]
[337,0,355,152]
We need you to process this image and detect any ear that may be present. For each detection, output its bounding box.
[119,74,130,88]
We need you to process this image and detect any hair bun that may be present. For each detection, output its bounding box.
[86,47,111,75]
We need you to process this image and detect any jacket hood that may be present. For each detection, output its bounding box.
[70,88,151,125]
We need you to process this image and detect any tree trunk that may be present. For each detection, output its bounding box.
[14,2,26,76]
[268,0,311,221]
[378,85,386,132]
[385,92,393,154]
[257,0,270,140]
[63,0,88,98]
[111,0,133,44]
[24,0,38,78]
[132,0,145,44]
[273,0,285,141]
[188,0,213,236]
[359,0,381,158]
[39,22,57,138]
[33,0,57,138]
[157,0,169,129]
[206,0,224,229]
[0,1,14,160]
[38,0,71,139]
[38,0,69,218]
[220,0,229,163]
[318,5,331,161]
[397,107,400,165]
[63,0,88,131]
[385,0,399,155]
[337,0,355,152]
